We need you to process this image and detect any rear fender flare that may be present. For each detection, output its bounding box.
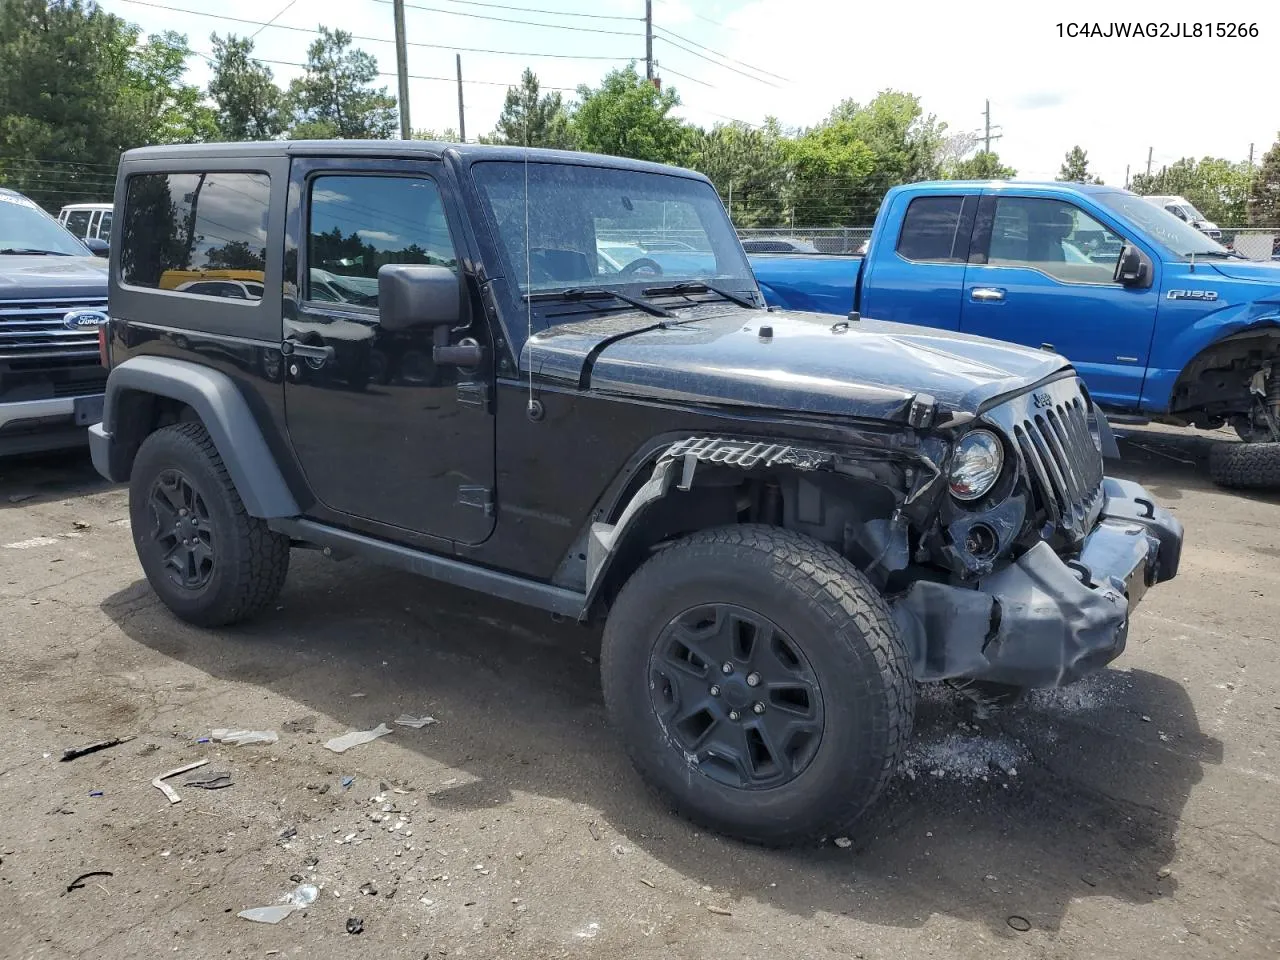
[101,356,298,518]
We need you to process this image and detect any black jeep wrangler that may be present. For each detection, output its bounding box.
[90,141,1182,845]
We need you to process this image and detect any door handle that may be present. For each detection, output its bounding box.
[970,287,1005,302]
[280,338,334,363]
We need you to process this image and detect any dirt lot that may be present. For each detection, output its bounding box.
[0,425,1277,959]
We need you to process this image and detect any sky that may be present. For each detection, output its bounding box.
[97,0,1278,202]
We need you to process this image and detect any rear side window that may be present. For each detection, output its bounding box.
[120,171,270,300]
[897,196,969,262]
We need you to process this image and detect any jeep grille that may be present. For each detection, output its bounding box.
[985,378,1105,543]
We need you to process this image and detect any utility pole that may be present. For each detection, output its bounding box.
[1146,146,1153,178]
[392,0,411,139]
[645,0,656,85]
[1124,164,1130,189]
[456,54,466,143]
[982,100,1002,153]
[1248,142,1255,167]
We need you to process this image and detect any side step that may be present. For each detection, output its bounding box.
[269,518,587,618]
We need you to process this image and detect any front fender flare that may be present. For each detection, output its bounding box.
[96,356,298,518]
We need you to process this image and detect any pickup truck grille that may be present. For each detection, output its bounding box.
[986,378,1105,543]
[0,296,106,367]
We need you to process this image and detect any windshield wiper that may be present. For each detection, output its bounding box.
[642,280,759,310]
[1187,249,1245,259]
[526,286,674,318]
[0,248,73,256]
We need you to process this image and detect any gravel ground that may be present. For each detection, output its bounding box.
[0,425,1277,959]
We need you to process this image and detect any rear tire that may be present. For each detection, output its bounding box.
[1209,440,1280,490]
[129,422,290,626]
[601,525,914,847]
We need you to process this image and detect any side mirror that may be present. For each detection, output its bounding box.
[84,237,109,258]
[1113,244,1152,288]
[377,264,460,331]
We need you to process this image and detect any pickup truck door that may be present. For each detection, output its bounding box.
[960,194,1158,411]
[861,193,976,328]
[281,158,496,545]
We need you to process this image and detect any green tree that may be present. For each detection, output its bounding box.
[0,0,142,207]
[208,33,285,141]
[1132,156,1253,225]
[570,64,688,164]
[687,119,789,226]
[944,150,1017,180]
[124,31,217,145]
[286,27,397,140]
[412,128,461,142]
[485,69,572,148]
[1248,137,1280,225]
[1057,145,1101,184]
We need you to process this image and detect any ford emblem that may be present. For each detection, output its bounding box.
[63,309,109,330]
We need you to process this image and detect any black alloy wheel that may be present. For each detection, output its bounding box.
[650,602,824,790]
[148,469,215,590]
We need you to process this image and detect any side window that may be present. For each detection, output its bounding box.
[988,197,1122,284]
[304,175,457,309]
[897,196,968,262]
[96,210,113,240]
[64,209,92,238]
[120,171,270,300]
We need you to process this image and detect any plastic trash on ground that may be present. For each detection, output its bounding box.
[394,714,440,729]
[237,884,319,924]
[210,728,279,746]
[323,724,392,753]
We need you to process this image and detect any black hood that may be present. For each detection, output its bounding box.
[0,255,108,300]
[524,306,1072,423]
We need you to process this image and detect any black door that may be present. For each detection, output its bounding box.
[283,159,495,544]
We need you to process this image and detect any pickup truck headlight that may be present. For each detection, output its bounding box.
[948,430,1004,501]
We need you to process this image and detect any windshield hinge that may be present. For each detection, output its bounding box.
[457,381,490,407]
[458,485,493,515]
[907,393,936,428]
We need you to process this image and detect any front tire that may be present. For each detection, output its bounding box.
[129,422,290,627]
[601,525,914,847]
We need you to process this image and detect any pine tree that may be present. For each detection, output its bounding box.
[1057,145,1101,184]
[1249,135,1280,225]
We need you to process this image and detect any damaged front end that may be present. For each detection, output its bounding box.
[893,377,1183,688]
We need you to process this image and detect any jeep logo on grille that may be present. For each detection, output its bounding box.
[1032,391,1053,409]
[63,309,109,330]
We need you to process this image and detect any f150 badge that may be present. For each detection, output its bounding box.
[1166,290,1218,301]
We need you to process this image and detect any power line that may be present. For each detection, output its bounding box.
[652,24,789,83]
[654,0,738,32]
[226,52,580,91]
[250,0,296,40]
[654,34,780,88]
[424,0,639,21]
[656,64,715,90]
[370,0,643,36]
[114,0,635,60]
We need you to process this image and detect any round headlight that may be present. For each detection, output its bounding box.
[949,430,1004,501]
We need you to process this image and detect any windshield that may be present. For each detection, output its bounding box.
[0,192,90,256]
[1094,191,1228,258]
[471,161,754,297]
[1181,200,1209,222]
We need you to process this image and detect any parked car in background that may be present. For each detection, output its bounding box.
[748,180,1280,489]
[57,202,114,245]
[1142,195,1221,240]
[740,237,820,254]
[0,188,109,455]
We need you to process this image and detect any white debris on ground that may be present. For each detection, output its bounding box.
[899,731,1025,782]
[1026,669,1132,713]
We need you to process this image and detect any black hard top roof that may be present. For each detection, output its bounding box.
[121,140,708,182]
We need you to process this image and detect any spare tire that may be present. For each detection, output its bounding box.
[1209,440,1280,490]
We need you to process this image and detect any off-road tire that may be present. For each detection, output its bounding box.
[1209,440,1280,490]
[130,422,290,626]
[601,525,914,847]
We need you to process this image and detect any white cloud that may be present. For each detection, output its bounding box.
[357,229,400,243]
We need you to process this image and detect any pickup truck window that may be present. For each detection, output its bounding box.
[120,171,270,298]
[985,197,1121,285]
[1093,191,1228,257]
[304,174,457,309]
[471,161,752,297]
[896,196,972,262]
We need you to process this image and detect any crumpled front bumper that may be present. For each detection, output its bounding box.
[892,477,1183,688]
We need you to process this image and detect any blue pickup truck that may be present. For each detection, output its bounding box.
[748,181,1280,487]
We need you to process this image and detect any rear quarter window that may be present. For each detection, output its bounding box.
[896,196,970,263]
[119,171,270,300]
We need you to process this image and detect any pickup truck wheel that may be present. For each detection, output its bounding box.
[1209,440,1280,490]
[129,422,290,627]
[601,525,914,847]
